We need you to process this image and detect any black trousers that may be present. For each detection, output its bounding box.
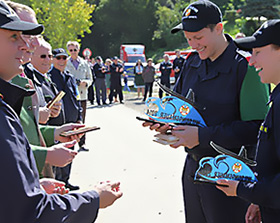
[158,80,170,98]
[143,82,153,100]
[87,84,95,103]
[55,146,74,184]
[78,100,86,147]
[109,83,123,102]
[95,78,107,104]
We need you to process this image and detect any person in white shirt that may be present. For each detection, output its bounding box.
[66,41,93,151]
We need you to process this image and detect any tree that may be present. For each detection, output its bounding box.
[82,0,157,59]
[28,0,95,49]
[242,0,280,21]
[152,1,188,51]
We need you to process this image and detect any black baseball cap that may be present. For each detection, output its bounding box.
[171,0,222,34]
[0,1,43,35]
[52,48,68,58]
[112,56,118,60]
[95,56,102,61]
[235,20,280,51]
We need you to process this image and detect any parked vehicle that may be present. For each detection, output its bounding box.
[120,44,147,77]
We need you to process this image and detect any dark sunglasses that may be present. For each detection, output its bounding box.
[69,49,78,52]
[40,54,53,59]
[56,56,67,60]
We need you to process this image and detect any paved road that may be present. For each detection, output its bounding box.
[70,90,186,222]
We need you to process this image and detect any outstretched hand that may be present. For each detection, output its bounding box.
[40,178,69,195]
[94,181,123,208]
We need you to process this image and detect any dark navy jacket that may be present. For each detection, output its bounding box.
[110,63,123,87]
[93,63,105,79]
[24,63,46,108]
[25,64,65,126]
[173,56,185,76]
[174,35,267,164]
[0,77,99,222]
[238,84,280,222]
[49,67,82,123]
[159,61,172,83]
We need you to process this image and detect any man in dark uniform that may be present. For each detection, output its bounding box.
[0,1,122,222]
[94,56,107,105]
[143,0,269,222]
[159,54,172,98]
[109,56,124,104]
[172,49,185,83]
[50,48,82,191]
[217,19,280,223]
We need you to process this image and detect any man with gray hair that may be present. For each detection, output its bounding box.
[66,40,93,151]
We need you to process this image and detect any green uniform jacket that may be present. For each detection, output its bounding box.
[11,75,56,173]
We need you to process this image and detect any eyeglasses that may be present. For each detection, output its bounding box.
[21,34,42,42]
[69,49,78,52]
[40,54,53,59]
[56,56,67,60]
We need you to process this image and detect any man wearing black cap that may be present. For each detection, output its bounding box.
[217,19,280,223]
[50,48,83,191]
[0,1,122,221]
[144,0,269,222]
[94,56,107,105]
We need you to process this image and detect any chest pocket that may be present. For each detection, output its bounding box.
[78,64,88,76]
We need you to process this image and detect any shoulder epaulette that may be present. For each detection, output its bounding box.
[26,63,34,71]
[236,49,251,62]
[185,51,198,60]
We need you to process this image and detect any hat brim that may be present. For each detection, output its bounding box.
[171,21,208,34]
[171,23,183,34]
[1,20,44,35]
[54,53,68,57]
[234,36,259,51]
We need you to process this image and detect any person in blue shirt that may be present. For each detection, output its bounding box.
[0,1,122,222]
[217,19,280,223]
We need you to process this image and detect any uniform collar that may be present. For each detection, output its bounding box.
[0,77,35,116]
[190,34,237,74]
[24,63,42,86]
[269,83,280,104]
[51,66,69,77]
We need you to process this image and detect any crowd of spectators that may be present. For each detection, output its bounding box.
[0,1,122,222]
